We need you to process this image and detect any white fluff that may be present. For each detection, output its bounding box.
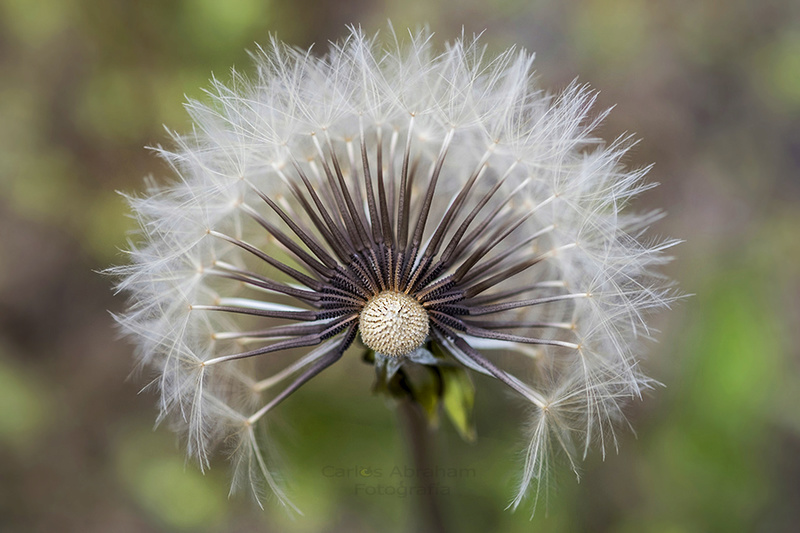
[111,25,677,513]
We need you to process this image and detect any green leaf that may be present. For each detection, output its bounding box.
[440,366,477,442]
[403,363,442,427]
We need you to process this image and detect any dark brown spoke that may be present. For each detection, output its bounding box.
[420,150,492,260]
[239,207,335,280]
[248,186,339,270]
[308,153,354,246]
[396,119,415,252]
[191,304,320,321]
[344,252,381,295]
[447,210,518,281]
[419,291,464,308]
[203,314,358,366]
[321,159,366,251]
[359,120,383,244]
[290,158,356,260]
[450,188,522,262]
[462,281,567,306]
[456,225,554,286]
[462,292,589,316]
[366,246,387,292]
[326,139,372,252]
[461,324,579,349]
[311,136,367,252]
[430,311,576,349]
[210,231,328,289]
[344,141,367,226]
[214,319,343,340]
[272,187,372,293]
[329,267,373,300]
[433,171,509,268]
[284,177,351,263]
[206,269,321,306]
[408,129,454,263]
[321,279,369,303]
[415,275,457,302]
[461,318,573,330]
[430,326,540,404]
[375,129,396,249]
[247,323,357,423]
[452,209,533,283]
[461,251,549,299]
[404,255,434,294]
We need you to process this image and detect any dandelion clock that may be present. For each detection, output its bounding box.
[111,25,677,517]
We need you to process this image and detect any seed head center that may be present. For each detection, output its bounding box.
[359,290,429,358]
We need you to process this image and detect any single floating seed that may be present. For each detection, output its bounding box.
[359,290,429,357]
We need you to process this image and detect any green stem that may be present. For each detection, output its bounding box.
[398,399,449,533]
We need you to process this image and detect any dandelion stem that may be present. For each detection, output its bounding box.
[398,399,450,533]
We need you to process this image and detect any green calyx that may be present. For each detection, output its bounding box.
[364,343,477,442]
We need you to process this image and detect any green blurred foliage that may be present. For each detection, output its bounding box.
[1,0,799,532]
[752,29,800,112]
[0,350,53,451]
[114,429,229,531]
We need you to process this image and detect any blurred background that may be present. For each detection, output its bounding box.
[1,0,799,531]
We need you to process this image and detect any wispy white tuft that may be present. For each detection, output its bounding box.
[110,25,676,513]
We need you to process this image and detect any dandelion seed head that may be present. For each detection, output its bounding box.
[110,24,677,513]
[359,290,429,357]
